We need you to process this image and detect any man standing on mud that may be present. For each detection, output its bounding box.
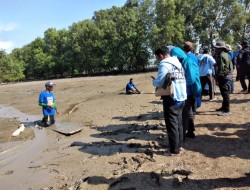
[38,81,59,127]
[153,47,187,156]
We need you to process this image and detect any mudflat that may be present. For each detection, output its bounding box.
[0,72,249,190]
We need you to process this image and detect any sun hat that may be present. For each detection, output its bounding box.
[214,41,227,49]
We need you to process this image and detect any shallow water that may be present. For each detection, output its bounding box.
[0,104,41,125]
[0,104,82,132]
[0,104,81,167]
[0,104,84,189]
[0,104,51,189]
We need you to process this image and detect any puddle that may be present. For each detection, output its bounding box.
[0,104,82,133]
[0,105,52,189]
[0,104,46,169]
[0,104,41,125]
[0,104,84,189]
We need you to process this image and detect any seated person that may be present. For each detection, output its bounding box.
[126,78,141,94]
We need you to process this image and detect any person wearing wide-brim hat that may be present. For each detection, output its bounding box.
[214,41,234,116]
[214,41,228,49]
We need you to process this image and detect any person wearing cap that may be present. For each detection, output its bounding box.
[237,41,250,93]
[214,41,233,116]
[126,78,141,94]
[38,81,59,127]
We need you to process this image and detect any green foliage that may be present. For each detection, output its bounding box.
[0,50,25,82]
[150,0,185,49]
[2,0,250,81]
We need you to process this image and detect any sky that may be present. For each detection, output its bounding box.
[0,0,127,53]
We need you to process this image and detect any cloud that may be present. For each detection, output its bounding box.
[0,23,18,33]
[0,41,14,51]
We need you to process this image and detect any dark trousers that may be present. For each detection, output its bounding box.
[41,115,55,127]
[236,66,240,81]
[200,74,215,100]
[230,78,234,93]
[239,66,250,92]
[182,96,195,141]
[217,76,230,112]
[162,96,184,154]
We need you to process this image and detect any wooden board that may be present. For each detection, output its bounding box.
[51,127,83,136]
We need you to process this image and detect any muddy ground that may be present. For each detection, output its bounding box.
[0,72,249,190]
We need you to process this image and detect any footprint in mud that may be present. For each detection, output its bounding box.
[4,170,14,175]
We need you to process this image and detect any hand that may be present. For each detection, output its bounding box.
[56,110,60,115]
[47,103,54,108]
[215,80,218,86]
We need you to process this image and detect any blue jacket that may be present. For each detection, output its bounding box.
[170,47,202,97]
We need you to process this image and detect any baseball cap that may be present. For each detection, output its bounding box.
[45,81,54,87]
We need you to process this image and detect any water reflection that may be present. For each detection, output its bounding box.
[0,104,82,134]
[0,104,40,126]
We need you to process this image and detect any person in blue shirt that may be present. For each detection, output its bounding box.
[38,81,59,127]
[153,47,187,156]
[126,78,141,94]
[198,48,217,101]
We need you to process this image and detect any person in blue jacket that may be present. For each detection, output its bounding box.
[38,81,59,127]
[183,41,201,112]
[170,46,202,139]
[126,78,141,94]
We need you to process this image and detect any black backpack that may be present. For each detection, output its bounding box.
[241,48,250,65]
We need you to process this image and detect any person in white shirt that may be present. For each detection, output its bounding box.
[152,47,187,156]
